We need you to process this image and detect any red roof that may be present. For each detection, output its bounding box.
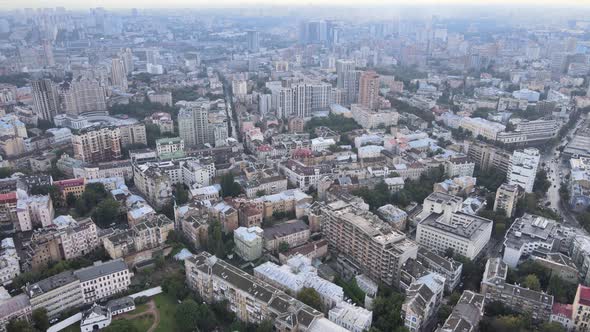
[579,285,590,306]
[54,178,85,188]
[552,303,573,318]
[0,192,17,203]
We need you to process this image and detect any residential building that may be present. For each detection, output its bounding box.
[148,92,173,107]
[503,214,573,268]
[53,178,86,202]
[234,226,264,261]
[493,183,522,218]
[132,162,173,209]
[507,148,541,193]
[480,258,553,322]
[57,216,100,260]
[247,30,260,52]
[280,159,332,190]
[459,117,506,140]
[0,294,32,332]
[402,273,445,332]
[377,204,407,230]
[496,119,560,147]
[444,155,475,178]
[310,199,419,288]
[156,137,185,160]
[132,214,174,252]
[351,104,398,129]
[107,296,135,316]
[74,259,132,304]
[119,123,147,147]
[436,291,484,332]
[72,127,122,163]
[573,285,590,331]
[26,271,84,318]
[63,78,106,116]
[0,192,17,224]
[16,195,54,231]
[178,100,209,147]
[336,59,360,105]
[31,79,60,121]
[358,71,379,110]
[0,238,19,285]
[417,248,463,292]
[148,112,174,133]
[110,58,128,91]
[185,253,345,331]
[263,220,310,251]
[550,303,574,332]
[328,301,373,332]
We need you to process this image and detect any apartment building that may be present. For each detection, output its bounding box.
[502,214,572,268]
[132,214,174,252]
[328,301,373,332]
[119,123,147,147]
[358,70,379,110]
[444,155,475,178]
[507,148,541,193]
[74,160,133,181]
[263,220,310,251]
[156,137,185,160]
[496,119,559,147]
[417,247,463,292]
[148,112,174,133]
[311,199,419,288]
[26,271,84,318]
[53,178,86,203]
[436,290,484,332]
[72,126,122,163]
[132,162,173,209]
[0,294,32,332]
[459,117,506,140]
[74,259,132,304]
[16,195,55,231]
[178,100,209,147]
[234,226,264,261]
[402,273,445,332]
[573,285,590,331]
[481,258,553,322]
[185,253,346,331]
[493,183,522,218]
[63,77,106,115]
[350,104,398,129]
[56,216,100,260]
[0,238,20,286]
[280,159,332,190]
[0,192,17,225]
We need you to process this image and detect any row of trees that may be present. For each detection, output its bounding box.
[6,308,49,332]
[304,113,361,135]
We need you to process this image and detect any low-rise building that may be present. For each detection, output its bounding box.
[74,259,132,304]
[402,273,445,332]
[263,220,310,252]
[26,271,84,318]
[493,183,522,218]
[328,301,372,332]
[480,258,553,322]
[234,226,264,261]
[0,294,32,332]
[573,285,590,332]
[377,204,408,230]
[550,303,574,332]
[16,195,55,231]
[80,304,112,332]
[436,290,484,332]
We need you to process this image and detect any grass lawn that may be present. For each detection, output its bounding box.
[133,302,150,315]
[60,324,80,332]
[129,315,155,331]
[153,293,179,332]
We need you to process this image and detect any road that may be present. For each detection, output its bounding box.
[540,117,585,228]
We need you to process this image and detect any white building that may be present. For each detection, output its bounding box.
[16,195,55,231]
[80,304,111,332]
[74,259,132,304]
[46,127,72,145]
[402,273,445,332]
[55,216,100,260]
[513,89,540,102]
[329,301,373,332]
[311,137,336,152]
[459,117,506,140]
[502,214,572,268]
[507,148,540,193]
[156,137,185,160]
[351,104,398,129]
[234,226,264,261]
[0,238,19,285]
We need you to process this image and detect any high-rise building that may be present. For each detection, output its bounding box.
[63,78,106,115]
[246,30,260,52]
[32,79,61,122]
[178,101,210,147]
[358,71,380,110]
[110,58,128,92]
[119,123,147,147]
[72,127,122,163]
[145,48,160,66]
[336,60,360,105]
[507,148,540,193]
[271,82,331,118]
[42,39,55,67]
[118,48,134,74]
[493,183,522,218]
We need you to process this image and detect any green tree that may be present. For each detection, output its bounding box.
[175,299,215,332]
[174,183,189,205]
[162,274,189,300]
[297,287,323,312]
[533,170,551,197]
[523,274,541,291]
[5,319,34,332]
[0,167,14,179]
[66,193,77,208]
[278,241,290,253]
[91,199,121,228]
[146,123,162,148]
[31,308,49,331]
[207,220,225,258]
[102,320,140,332]
[220,173,242,198]
[256,320,274,332]
[372,290,406,332]
[540,322,567,332]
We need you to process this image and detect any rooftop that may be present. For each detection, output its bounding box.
[74,259,128,282]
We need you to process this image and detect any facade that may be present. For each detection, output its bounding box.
[358,71,379,110]
[336,59,359,105]
[185,252,344,331]
[351,104,398,129]
[63,78,106,116]
[436,290,484,332]
[54,178,86,202]
[493,183,522,218]
[178,100,209,147]
[502,214,571,268]
[234,226,264,261]
[480,258,553,322]
[402,273,445,332]
[80,304,112,332]
[72,127,122,163]
[459,117,506,140]
[263,220,310,251]
[16,195,55,231]
[132,162,173,209]
[496,119,560,147]
[0,294,32,332]
[417,247,462,292]
[444,155,475,178]
[110,58,128,91]
[26,271,84,318]
[119,123,147,147]
[156,137,185,160]
[31,79,60,121]
[573,285,590,332]
[74,259,132,304]
[328,301,373,332]
[507,148,540,193]
[310,199,418,288]
[58,217,100,260]
[550,303,574,332]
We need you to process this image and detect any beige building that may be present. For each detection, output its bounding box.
[132,214,174,252]
[74,259,132,304]
[234,226,264,261]
[358,70,379,110]
[573,284,590,331]
[26,271,84,318]
[16,195,55,231]
[0,294,32,331]
[63,78,106,115]
[493,183,522,218]
[263,220,310,252]
[119,123,147,147]
[72,127,122,163]
[310,198,418,288]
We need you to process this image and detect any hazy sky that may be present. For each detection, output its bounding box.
[2,0,590,10]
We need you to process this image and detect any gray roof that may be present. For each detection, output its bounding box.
[263,220,309,240]
[26,271,78,298]
[74,259,129,282]
[107,296,135,312]
[0,294,30,318]
[438,291,484,332]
